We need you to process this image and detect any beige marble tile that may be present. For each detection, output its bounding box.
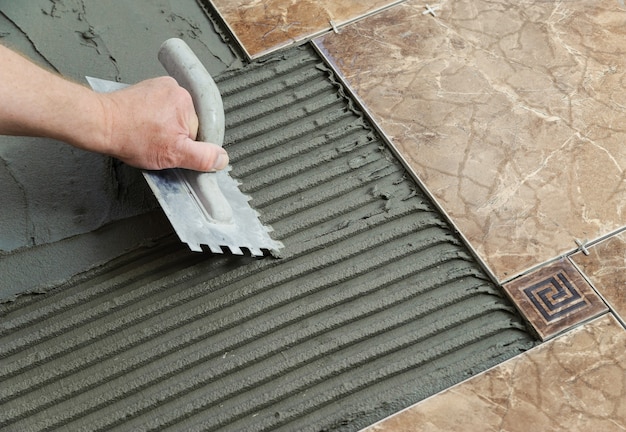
[314,0,626,280]
[572,232,626,323]
[209,0,404,58]
[364,314,626,432]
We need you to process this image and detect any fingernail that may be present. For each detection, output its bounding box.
[213,150,229,170]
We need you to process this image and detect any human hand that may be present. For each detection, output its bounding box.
[97,76,229,171]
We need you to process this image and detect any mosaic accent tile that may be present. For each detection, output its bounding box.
[314,0,626,280]
[208,0,404,58]
[364,314,626,432]
[503,259,607,340]
[572,232,626,323]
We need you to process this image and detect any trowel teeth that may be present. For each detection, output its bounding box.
[188,243,203,252]
[207,244,223,254]
[141,168,282,257]
[227,246,244,255]
[248,247,263,256]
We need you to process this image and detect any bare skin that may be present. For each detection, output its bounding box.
[0,44,229,171]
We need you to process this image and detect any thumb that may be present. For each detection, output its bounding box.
[177,138,229,172]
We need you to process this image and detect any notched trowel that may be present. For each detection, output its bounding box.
[87,38,283,256]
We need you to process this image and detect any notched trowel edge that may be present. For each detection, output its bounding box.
[86,39,283,257]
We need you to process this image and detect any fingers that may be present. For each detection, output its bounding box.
[176,138,229,172]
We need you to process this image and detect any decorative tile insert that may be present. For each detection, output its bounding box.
[503,259,607,340]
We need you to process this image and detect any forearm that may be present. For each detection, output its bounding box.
[0,44,108,152]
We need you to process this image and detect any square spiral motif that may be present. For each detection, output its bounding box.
[504,259,607,340]
[523,272,588,323]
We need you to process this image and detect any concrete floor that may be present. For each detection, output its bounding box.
[2,0,625,429]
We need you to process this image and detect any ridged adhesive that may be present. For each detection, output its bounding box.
[0,46,535,432]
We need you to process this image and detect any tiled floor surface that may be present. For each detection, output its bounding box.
[314,0,626,281]
[210,0,626,429]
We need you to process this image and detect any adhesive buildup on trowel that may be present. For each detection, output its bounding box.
[87,38,283,256]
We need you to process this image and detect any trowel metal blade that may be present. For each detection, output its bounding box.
[86,76,283,256]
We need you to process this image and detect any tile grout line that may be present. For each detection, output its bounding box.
[234,0,412,60]
[501,224,626,285]
[310,40,501,288]
[324,0,411,33]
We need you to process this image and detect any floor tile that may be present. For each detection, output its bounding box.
[314,0,626,280]
[364,314,626,432]
[208,0,404,58]
[572,232,626,323]
[503,259,607,340]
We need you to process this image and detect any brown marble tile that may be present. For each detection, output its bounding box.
[209,0,404,58]
[572,232,626,323]
[503,259,607,340]
[364,314,626,432]
[314,0,626,280]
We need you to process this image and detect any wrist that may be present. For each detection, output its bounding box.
[63,87,115,157]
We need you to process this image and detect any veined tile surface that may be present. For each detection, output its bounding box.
[314,0,626,280]
[207,0,404,58]
[364,314,626,432]
[572,232,626,323]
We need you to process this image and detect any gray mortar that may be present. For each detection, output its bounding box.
[0,0,241,298]
[0,45,536,432]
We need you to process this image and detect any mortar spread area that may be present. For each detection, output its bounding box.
[0,43,536,431]
[0,0,242,298]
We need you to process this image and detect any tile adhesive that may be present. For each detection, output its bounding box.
[0,1,537,431]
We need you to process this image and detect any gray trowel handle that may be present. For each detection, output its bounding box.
[157,38,232,225]
[158,38,225,146]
